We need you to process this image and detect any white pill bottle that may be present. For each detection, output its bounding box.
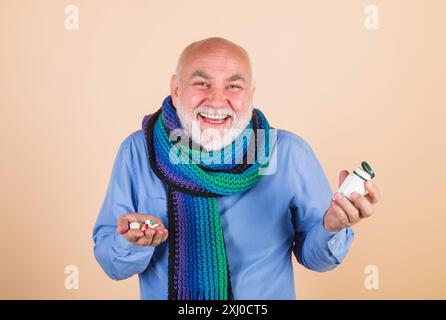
[337,161,375,200]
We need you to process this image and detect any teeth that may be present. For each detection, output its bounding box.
[206,118,224,123]
[199,112,228,120]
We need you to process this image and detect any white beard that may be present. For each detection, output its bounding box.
[176,98,253,152]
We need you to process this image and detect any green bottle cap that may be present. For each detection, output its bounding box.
[361,161,375,179]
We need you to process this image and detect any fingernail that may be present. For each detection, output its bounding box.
[335,193,343,201]
[351,192,359,199]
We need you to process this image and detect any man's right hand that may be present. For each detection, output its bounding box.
[117,213,168,247]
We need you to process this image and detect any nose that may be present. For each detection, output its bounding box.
[206,88,229,109]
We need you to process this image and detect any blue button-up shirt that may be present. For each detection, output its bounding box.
[93,128,354,299]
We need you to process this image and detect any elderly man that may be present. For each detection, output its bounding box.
[93,37,380,300]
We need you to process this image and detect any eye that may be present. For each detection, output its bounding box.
[193,81,209,88]
[228,84,242,90]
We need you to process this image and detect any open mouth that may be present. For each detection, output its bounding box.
[197,112,232,127]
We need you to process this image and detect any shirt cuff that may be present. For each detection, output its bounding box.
[314,222,355,263]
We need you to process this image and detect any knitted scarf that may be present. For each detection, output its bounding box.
[142,96,274,300]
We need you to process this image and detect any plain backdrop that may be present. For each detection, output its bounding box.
[1,0,445,299]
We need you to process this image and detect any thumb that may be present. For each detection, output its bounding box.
[338,170,349,187]
[117,214,130,234]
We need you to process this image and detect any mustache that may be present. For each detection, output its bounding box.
[192,106,237,121]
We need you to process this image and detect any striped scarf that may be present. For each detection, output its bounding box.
[142,96,273,300]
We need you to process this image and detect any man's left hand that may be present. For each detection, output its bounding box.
[323,170,381,232]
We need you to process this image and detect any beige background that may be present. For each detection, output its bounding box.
[1,0,445,299]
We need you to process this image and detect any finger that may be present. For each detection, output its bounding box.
[160,229,169,243]
[134,229,155,246]
[333,192,360,225]
[118,213,145,234]
[125,229,145,242]
[350,192,375,218]
[117,215,130,234]
[151,229,164,246]
[364,180,380,204]
[330,200,350,227]
[142,228,156,245]
[338,170,349,187]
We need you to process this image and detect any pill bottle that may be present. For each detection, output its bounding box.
[337,161,375,200]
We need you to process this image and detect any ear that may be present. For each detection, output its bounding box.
[249,83,256,106]
[170,74,179,106]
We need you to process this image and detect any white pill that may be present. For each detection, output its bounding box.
[129,222,141,230]
[145,219,159,229]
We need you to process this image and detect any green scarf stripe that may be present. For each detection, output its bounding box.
[211,198,229,300]
[157,116,266,194]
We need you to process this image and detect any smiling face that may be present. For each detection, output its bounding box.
[170,38,255,151]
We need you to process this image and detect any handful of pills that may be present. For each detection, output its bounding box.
[129,219,160,231]
[336,161,376,200]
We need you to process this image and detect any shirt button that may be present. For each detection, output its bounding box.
[330,239,336,245]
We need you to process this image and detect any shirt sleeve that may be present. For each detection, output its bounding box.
[289,136,355,272]
[92,137,154,280]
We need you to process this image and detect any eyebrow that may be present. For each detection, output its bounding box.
[189,70,246,83]
[189,70,209,79]
[226,74,246,83]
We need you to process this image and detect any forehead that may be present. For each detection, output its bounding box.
[181,48,251,79]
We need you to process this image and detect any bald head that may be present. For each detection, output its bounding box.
[175,37,253,84]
